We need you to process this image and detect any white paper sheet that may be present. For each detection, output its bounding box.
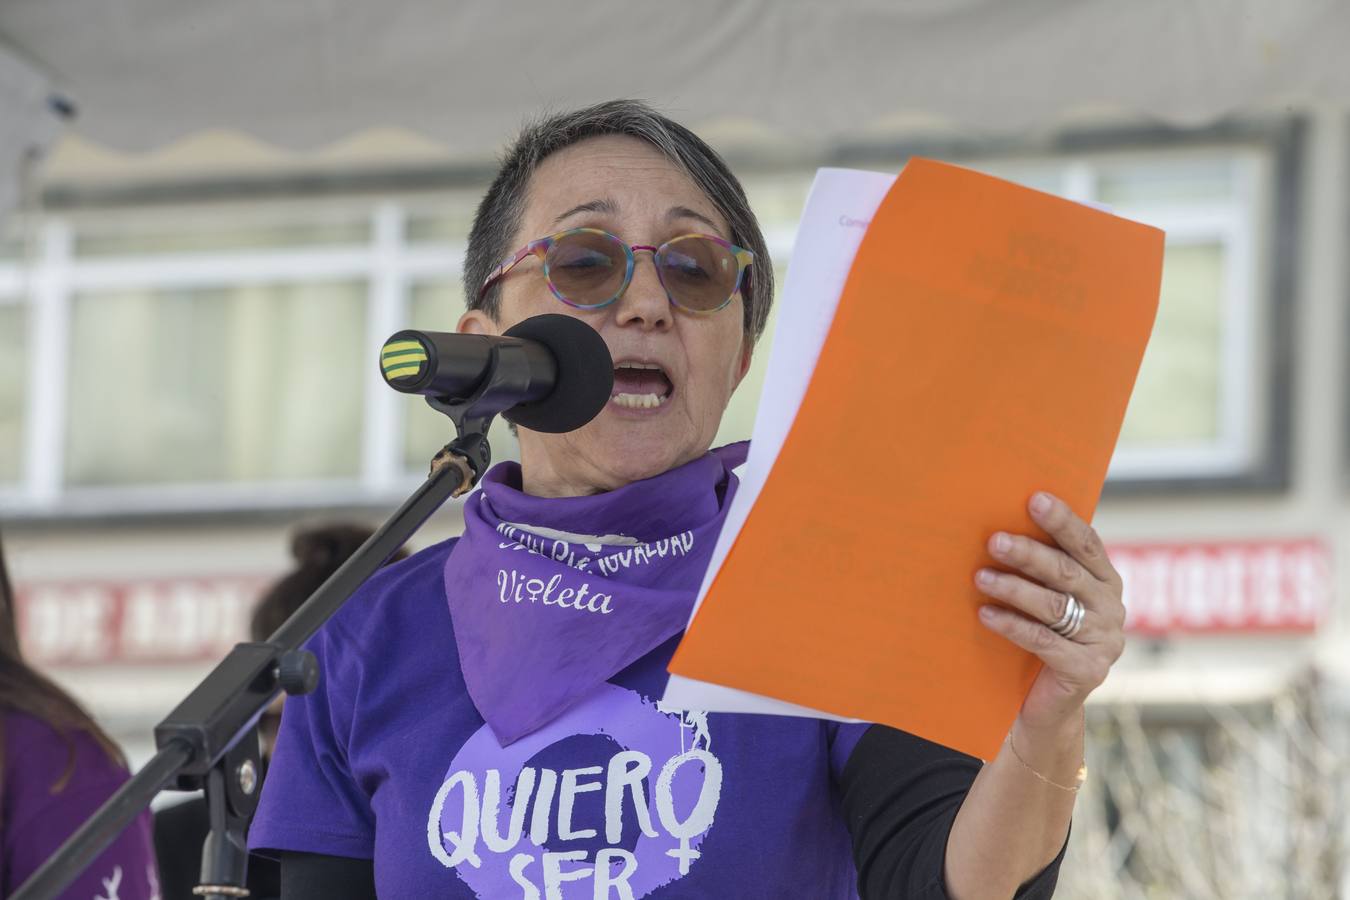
[661,168,897,719]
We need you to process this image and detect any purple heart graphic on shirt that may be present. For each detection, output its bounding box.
[427,683,720,899]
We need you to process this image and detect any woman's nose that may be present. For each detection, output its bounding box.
[613,251,672,331]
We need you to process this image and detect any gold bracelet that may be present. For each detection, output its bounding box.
[1004,733,1087,794]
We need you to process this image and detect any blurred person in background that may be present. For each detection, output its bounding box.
[153,523,407,900]
[0,528,159,898]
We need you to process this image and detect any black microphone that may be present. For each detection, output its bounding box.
[379,314,614,433]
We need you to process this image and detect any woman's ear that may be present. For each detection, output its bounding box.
[457,308,500,336]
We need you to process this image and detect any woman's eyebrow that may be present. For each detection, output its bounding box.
[666,205,721,233]
[552,198,618,227]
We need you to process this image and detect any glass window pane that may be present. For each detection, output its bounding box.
[66,281,367,486]
[402,281,519,472]
[0,305,26,483]
[1098,160,1235,207]
[741,175,814,233]
[405,199,477,245]
[405,215,470,246]
[0,220,30,263]
[0,236,23,263]
[973,162,1065,196]
[1117,242,1225,445]
[73,214,370,257]
[714,264,787,447]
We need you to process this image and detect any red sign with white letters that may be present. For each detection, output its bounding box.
[1111,538,1331,634]
[11,537,1332,666]
[14,575,268,666]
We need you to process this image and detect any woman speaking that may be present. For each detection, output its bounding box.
[251,100,1126,899]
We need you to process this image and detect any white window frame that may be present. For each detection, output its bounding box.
[1065,152,1264,482]
[0,132,1290,515]
[0,200,467,517]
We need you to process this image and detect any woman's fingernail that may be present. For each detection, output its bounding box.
[1031,493,1052,514]
[993,533,1012,553]
[976,569,996,586]
[979,606,998,621]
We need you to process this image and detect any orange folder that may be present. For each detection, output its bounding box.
[669,158,1164,760]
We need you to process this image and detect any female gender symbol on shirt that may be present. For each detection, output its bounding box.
[428,683,722,898]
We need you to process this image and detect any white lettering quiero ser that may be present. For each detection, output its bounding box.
[427,747,723,898]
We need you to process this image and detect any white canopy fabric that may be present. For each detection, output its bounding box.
[0,41,62,223]
[0,0,1348,158]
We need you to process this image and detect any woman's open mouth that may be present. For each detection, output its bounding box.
[610,361,673,410]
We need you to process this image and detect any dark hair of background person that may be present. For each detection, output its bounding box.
[249,523,410,642]
[0,527,125,795]
[463,98,776,343]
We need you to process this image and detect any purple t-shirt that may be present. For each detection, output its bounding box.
[251,538,870,898]
[1,710,158,899]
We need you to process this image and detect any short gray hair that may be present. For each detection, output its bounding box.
[463,100,774,342]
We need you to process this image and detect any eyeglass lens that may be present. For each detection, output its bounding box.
[544,232,740,311]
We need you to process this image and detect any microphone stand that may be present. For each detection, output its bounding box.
[13,367,518,900]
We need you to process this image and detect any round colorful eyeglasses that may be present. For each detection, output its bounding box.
[478,227,754,313]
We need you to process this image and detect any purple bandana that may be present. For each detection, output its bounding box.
[444,442,746,746]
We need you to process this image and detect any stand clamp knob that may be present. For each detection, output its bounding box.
[276,649,319,696]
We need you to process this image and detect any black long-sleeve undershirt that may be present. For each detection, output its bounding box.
[839,725,1065,899]
[273,724,1065,899]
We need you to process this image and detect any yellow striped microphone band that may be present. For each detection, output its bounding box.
[380,338,429,382]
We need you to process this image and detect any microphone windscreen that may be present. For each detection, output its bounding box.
[501,315,614,433]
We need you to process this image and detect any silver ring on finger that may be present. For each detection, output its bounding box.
[1049,593,1086,641]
